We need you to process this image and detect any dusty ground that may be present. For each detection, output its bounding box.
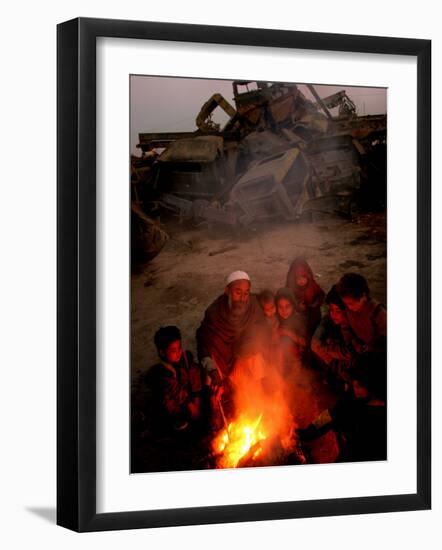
[131,213,386,377]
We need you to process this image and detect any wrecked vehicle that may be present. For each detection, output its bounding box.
[131,155,169,264]
[132,80,386,234]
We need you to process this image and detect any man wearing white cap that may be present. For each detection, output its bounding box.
[196,270,268,388]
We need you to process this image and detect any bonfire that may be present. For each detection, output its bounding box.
[212,413,267,469]
[210,356,303,467]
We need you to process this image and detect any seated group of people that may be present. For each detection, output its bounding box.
[138,257,387,464]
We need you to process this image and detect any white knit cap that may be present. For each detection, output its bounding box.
[226,270,250,285]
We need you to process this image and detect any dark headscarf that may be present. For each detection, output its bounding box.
[285,257,325,336]
[275,287,307,338]
[286,257,314,288]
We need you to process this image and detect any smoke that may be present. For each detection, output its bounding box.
[231,353,292,433]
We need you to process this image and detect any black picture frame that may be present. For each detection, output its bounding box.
[57,17,431,532]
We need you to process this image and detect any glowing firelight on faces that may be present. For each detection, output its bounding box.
[213,413,267,468]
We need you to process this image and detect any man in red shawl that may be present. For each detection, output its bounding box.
[196,270,269,388]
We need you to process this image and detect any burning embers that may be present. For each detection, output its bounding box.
[212,413,266,468]
[211,409,307,469]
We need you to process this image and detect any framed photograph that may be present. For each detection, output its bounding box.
[57,17,431,532]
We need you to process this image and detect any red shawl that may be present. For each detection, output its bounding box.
[196,294,269,377]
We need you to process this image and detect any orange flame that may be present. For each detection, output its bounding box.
[211,352,306,468]
[213,413,267,468]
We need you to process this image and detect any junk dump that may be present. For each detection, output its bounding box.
[131,81,386,263]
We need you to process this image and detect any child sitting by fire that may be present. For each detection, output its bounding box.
[285,257,325,340]
[257,289,279,344]
[311,285,354,394]
[336,273,387,355]
[143,325,206,436]
[274,287,307,375]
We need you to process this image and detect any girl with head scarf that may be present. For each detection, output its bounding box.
[275,287,307,376]
[285,257,325,338]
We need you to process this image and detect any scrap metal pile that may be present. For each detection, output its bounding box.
[131,81,386,260]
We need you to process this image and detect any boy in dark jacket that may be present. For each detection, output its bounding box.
[311,285,354,392]
[145,326,204,435]
[336,273,386,354]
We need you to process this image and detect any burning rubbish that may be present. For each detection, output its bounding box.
[212,413,309,469]
[212,413,266,469]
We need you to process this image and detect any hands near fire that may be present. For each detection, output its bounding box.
[209,370,225,402]
[278,327,306,348]
[351,339,368,354]
[325,338,353,361]
[202,356,224,399]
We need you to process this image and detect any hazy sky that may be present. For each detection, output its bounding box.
[130,76,387,155]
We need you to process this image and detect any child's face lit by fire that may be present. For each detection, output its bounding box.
[293,268,309,288]
[277,298,294,320]
[162,339,183,365]
[342,294,367,313]
[329,303,346,325]
[262,300,276,319]
[295,275,308,288]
